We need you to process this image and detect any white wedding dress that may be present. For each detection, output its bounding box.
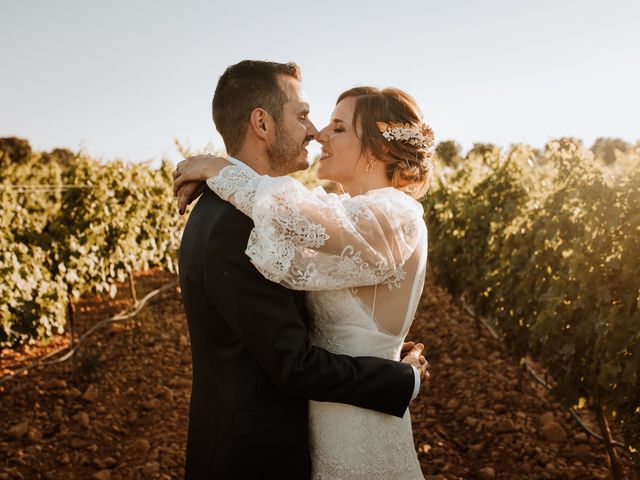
[207,164,427,479]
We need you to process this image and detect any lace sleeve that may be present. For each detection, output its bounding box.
[206,165,424,291]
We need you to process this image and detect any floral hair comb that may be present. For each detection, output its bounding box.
[376,121,435,151]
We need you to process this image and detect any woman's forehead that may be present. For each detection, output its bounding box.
[332,97,356,122]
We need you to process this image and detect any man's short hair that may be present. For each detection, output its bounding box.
[212,60,301,155]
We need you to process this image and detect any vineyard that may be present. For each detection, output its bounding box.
[424,138,640,475]
[0,138,185,346]
[1,136,639,478]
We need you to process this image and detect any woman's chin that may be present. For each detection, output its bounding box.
[316,165,347,185]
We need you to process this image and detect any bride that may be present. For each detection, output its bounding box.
[174,85,434,479]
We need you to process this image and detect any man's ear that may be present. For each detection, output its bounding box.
[248,108,273,141]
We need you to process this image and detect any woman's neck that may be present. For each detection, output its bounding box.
[341,171,392,197]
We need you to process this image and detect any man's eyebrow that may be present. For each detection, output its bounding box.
[299,103,310,114]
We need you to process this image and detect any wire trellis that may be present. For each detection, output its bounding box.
[0,278,179,386]
[0,184,93,192]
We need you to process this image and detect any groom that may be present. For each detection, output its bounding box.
[176,60,428,479]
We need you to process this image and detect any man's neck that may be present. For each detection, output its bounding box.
[231,146,278,176]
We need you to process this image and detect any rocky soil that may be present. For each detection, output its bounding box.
[0,270,636,479]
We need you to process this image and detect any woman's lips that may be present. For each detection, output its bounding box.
[320,150,332,160]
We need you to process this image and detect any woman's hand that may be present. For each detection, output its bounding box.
[175,181,208,215]
[172,155,230,215]
[172,155,230,214]
[172,155,229,195]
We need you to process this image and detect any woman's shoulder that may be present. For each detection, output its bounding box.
[361,187,424,220]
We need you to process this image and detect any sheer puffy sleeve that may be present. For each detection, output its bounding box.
[206,165,424,291]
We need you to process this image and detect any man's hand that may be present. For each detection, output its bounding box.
[401,341,430,386]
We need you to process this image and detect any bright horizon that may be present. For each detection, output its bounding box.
[1,0,639,165]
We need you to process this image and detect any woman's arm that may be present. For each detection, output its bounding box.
[173,155,425,290]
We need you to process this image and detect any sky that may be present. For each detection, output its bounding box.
[1,0,639,165]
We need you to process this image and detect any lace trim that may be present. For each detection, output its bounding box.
[270,195,330,248]
[382,266,407,290]
[343,201,369,223]
[309,316,340,353]
[207,164,419,292]
[402,221,419,241]
[206,166,257,217]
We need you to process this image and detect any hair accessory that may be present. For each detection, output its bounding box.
[376,121,435,151]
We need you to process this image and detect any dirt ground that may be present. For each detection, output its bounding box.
[0,270,636,479]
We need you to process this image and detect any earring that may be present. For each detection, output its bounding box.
[366,159,374,173]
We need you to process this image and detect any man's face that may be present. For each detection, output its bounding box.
[266,75,318,175]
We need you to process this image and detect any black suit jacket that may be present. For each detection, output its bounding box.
[179,190,415,480]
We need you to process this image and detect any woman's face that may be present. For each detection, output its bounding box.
[316,97,369,184]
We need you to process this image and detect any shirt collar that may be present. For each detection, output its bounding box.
[227,156,257,174]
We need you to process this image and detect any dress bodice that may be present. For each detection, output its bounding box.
[308,289,406,360]
[306,288,425,479]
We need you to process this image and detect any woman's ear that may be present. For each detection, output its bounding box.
[248,108,274,141]
[376,139,390,154]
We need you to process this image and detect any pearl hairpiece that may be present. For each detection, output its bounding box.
[376,121,435,151]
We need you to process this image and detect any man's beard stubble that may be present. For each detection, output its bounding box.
[267,124,307,176]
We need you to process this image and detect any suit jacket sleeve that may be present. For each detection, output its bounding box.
[203,207,415,418]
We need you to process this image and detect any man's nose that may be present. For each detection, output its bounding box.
[307,121,319,140]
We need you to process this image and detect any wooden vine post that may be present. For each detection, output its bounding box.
[595,401,624,480]
[129,270,138,304]
[66,288,77,380]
